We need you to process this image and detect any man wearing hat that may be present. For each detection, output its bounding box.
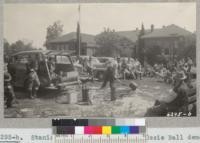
[26,68,40,99]
[145,70,189,116]
[4,64,15,108]
[100,58,117,101]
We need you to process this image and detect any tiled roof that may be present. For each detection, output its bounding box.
[142,24,192,39]
[116,29,162,43]
[48,24,193,47]
[49,32,97,47]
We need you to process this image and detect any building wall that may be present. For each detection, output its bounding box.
[143,37,180,61]
[47,42,75,51]
[138,34,195,65]
[86,48,94,56]
[47,42,95,56]
[120,46,134,57]
[144,37,174,53]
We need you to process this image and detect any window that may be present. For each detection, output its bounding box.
[56,56,71,64]
[14,54,29,64]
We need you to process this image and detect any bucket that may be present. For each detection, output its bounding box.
[82,85,89,102]
[56,88,78,104]
[68,92,78,104]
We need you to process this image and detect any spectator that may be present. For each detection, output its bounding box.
[187,57,193,72]
[47,57,56,77]
[121,58,129,79]
[86,56,94,80]
[26,68,40,99]
[116,57,122,78]
[4,64,15,108]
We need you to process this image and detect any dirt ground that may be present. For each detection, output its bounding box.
[4,77,172,118]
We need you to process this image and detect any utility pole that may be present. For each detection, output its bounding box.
[77,4,81,57]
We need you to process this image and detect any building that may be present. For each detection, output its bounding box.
[47,32,97,56]
[117,29,140,57]
[46,24,195,63]
[140,24,194,65]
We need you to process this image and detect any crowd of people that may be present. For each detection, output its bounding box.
[75,56,143,81]
[116,57,143,80]
[76,55,196,106]
[150,57,196,86]
[4,52,196,114]
[145,57,196,116]
[67,56,143,101]
[77,56,196,85]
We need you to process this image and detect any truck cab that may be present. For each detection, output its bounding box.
[8,50,80,90]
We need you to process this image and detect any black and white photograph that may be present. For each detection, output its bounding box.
[4,3,196,118]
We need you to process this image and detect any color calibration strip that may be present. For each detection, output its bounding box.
[52,118,145,135]
[52,118,145,126]
[54,125,146,135]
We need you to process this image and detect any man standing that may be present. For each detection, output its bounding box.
[121,58,129,80]
[100,59,117,101]
[47,57,56,77]
[26,68,40,99]
[86,56,94,80]
[187,57,193,72]
[116,57,121,78]
[135,59,142,80]
[4,64,15,108]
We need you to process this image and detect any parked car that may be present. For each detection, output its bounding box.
[78,56,107,80]
[79,55,100,65]
[71,56,84,74]
[97,57,114,63]
[8,50,80,90]
[94,57,116,80]
[120,57,135,63]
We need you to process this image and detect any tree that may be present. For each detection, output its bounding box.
[4,39,10,55]
[145,45,163,66]
[177,34,196,62]
[4,39,35,57]
[138,23,145,65]
[95,28,134,57]
[44,21,63,48]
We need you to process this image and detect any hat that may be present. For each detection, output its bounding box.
[4,73,11,82]
[30,68,34,72]
[176,71,187,80]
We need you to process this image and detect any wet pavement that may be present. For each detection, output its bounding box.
[5,77,171,118]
